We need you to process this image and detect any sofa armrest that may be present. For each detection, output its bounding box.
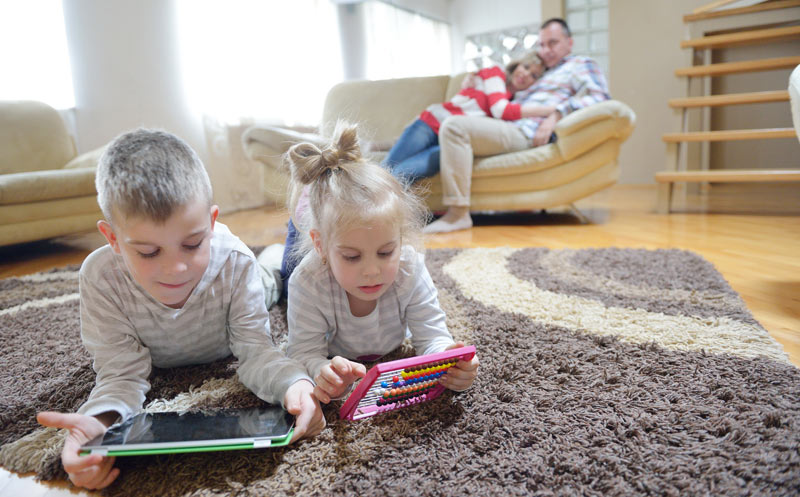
[0,167,97,205]
[63,145,107,170]
[242,125,328,171]
[554,100,636,161]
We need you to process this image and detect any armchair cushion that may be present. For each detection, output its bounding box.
[0,101,76,175]
[0,100,106,245]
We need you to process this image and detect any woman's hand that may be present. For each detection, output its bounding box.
[460,73,480,90]
[520,104,557,118]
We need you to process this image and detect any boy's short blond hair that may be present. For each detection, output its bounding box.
[96,128,212,223]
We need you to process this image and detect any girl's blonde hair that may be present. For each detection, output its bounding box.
[286,122,428,262]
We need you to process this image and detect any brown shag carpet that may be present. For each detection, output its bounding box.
[1,247,799,496]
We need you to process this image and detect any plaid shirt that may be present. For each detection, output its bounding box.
[513,55,610,141]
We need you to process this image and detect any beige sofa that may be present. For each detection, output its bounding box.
[0,100,105,246]
[243,74,635,213]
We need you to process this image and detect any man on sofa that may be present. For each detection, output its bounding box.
[425,18,611,234]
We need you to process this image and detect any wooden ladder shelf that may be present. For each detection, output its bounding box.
[656,0,800,214]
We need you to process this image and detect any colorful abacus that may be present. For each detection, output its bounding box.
[339,345,476,421]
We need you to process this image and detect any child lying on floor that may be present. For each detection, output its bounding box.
[283,122,480,403]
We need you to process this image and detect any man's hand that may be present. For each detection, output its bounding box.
[439,342,480,392]
[313,356,366,404]
[36,411,119,490]
[533,111,561,147]
[283,380,326,443]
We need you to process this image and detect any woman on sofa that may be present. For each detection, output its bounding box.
[382,52,556,184]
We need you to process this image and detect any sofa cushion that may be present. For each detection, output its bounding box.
[0,101,76,175]
[0,167,97,205]
[321,76,451,141]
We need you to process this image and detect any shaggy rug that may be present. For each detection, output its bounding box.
[1,247,799,496]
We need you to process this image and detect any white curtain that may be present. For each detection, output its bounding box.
[363,2,451,81]
[176,0,342,126]
[0,1,75,108]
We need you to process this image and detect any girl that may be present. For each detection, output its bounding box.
[383,51,555,183]
[285,123,479,403]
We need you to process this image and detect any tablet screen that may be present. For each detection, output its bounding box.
[83,406,294,453]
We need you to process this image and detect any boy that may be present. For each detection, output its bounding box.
[37,129,324,490]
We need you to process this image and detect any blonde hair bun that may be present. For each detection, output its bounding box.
[288,124,363,185]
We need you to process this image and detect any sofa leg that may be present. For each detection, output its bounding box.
[569,203,591,224]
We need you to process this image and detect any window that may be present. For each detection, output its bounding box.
[565,0,609,75]
[363,2,451,80]
[176,0,342,125]
[0,1,75,108]
[464,25,539,72]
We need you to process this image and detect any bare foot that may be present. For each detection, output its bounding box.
[424,207,473,234]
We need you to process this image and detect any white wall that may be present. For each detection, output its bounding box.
[62,0,205,161]
[448,0,541,72]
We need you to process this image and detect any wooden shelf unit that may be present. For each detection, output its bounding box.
[656,1,800,214]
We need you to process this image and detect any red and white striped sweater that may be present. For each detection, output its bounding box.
[419,65,521,134]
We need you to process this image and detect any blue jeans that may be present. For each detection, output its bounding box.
[383,119,440,183]
[279,218,299,300]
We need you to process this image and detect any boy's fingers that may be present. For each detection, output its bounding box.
[96,467,120,490]
[37,411,79,430]
[63,452,103,473]
[289,399,314,443]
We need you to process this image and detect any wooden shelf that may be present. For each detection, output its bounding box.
[684,0,800,22]
[680,25,800,49]
[675,56,800,77]
[668,90,789,108]
[662,128,797,142]
[656,169,800,183]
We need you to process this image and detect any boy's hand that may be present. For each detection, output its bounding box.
[36,411,119,490]
[313,356,366,404]
[284,380,326,443]
[439,342,479,392]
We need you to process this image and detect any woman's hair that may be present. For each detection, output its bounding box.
[285,122,428,262]
[505,51,545,83]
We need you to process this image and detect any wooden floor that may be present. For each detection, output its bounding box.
[1,183,799,496]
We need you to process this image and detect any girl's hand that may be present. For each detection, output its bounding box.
[440,342,479,392]
[313,356,366,403]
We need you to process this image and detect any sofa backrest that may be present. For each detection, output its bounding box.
[0,100,77,175]
[321,75,452,141]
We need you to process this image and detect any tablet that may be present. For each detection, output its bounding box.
[80,406,294,456]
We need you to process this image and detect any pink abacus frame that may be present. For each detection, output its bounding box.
[339,345,476,421]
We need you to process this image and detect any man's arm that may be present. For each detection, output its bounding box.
[554,58,610,117]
